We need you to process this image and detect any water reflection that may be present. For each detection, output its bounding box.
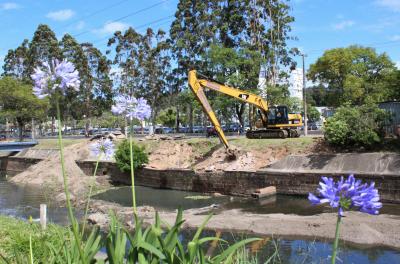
[0,177,78,225]
[94,185,400,216]
[93,185,231,210]
[180,229,400,264]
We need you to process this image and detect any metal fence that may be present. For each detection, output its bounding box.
[379,101,400,137]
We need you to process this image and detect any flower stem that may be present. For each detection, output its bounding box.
[29,234,33,264]
[331,214,342,264]
[56,100,85,262]
[129,119,137,214]
[81,156,101,236]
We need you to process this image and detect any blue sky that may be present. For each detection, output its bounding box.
[1,0,400,72]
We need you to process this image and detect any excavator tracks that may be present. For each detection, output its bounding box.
[246,129,300,139]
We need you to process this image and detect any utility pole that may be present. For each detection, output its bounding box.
[301,53,308,136]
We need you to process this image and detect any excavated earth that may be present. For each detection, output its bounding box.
[88,200,400,249]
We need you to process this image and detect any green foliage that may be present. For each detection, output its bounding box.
[307,105,321,122]
[0,216,67,263]
[1,211,262,264]
[115,139,149,172]
[156,108,177,127]
[0,77,48,140]
[324,104,387,148]
[308,45,396,106]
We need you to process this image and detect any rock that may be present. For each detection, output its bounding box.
[87,212,109,227]
[113,132,126,139]
[108,133,117,140]
[211,192,224,197]
[205,165,215,172]
[56,192,76,203]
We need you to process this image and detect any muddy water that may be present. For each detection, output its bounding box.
[93,185,400,216]
[180,229,400,264]
[0,178,80,225]
[93,185,231,210]
[1,179,400,263]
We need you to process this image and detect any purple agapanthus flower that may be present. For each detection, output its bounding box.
[31,59,80,99]
[111,95,151,121]
[308,175,382,217]
[90,138,115,160]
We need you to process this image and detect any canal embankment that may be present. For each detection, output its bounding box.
[1,149,400,203]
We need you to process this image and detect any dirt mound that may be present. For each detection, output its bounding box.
[146,140,197,169]
[194,145,291,172]
[10,140,94,198]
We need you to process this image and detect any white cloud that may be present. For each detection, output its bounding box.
[396,61,400,69]
[375,0,400,12]
[0,2,20,10]
[95,21,130,35]
[332,20,355,30]
[76,21,85,30]
[46,9,75,21]
[390,34,400,41]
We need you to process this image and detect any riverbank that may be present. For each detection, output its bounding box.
[0,215,68,262]
[87,199,400,249]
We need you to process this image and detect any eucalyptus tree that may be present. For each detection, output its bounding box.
[108,27,171,128]
[60,34,113,135]
[2,39,31,81]
[169,0,218,131]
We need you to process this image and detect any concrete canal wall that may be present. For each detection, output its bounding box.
[1,153,400,203]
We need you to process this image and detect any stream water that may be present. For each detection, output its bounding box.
[1,178,400,263]
[93,185,400,216]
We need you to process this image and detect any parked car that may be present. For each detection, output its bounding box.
[163,127,174,134]
[308,122,318,130]
[192,126,204,133]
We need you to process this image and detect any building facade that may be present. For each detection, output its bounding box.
[288,68,303,101]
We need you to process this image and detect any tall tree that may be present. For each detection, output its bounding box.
[108,27,170,127]
[61,34,113,136]
[2,39,31,81]
[206,44,264,127]
[169,0,218,131]
[0,77,48,141]
[308,45,396,106]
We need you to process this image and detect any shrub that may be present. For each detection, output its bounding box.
[324,104,387,148]
[115,139,149,172]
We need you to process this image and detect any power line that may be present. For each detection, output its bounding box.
[73,0,170,38]
[91,15,174,46]
[54,0,130,31]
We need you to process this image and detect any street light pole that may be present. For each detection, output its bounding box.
[301,53,308,136]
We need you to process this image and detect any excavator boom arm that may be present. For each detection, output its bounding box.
[188,70,269,149]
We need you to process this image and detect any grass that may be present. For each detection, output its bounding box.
[34,138,86,149]
[0,215,68,263]
[229,137,314,152]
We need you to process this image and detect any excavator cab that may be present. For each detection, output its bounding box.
[267,106,289,125]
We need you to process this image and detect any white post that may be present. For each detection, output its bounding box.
[40,204,47,230]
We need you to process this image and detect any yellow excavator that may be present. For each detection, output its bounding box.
[188,70,303,154]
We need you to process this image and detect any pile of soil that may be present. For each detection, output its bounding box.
[194,145,292,172]
[10,140,95,199]
[146,140,198,170]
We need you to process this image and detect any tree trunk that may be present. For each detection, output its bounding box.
[235,103,245,127]
[175,105,180,133]
[51,116,55,135]
[189,103,193,133]
[18,122,24,142]
[5,118,9,140]
[85,119,90,137]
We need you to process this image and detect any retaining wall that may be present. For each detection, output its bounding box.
[2,155,400,203]
[75,159,400,203]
